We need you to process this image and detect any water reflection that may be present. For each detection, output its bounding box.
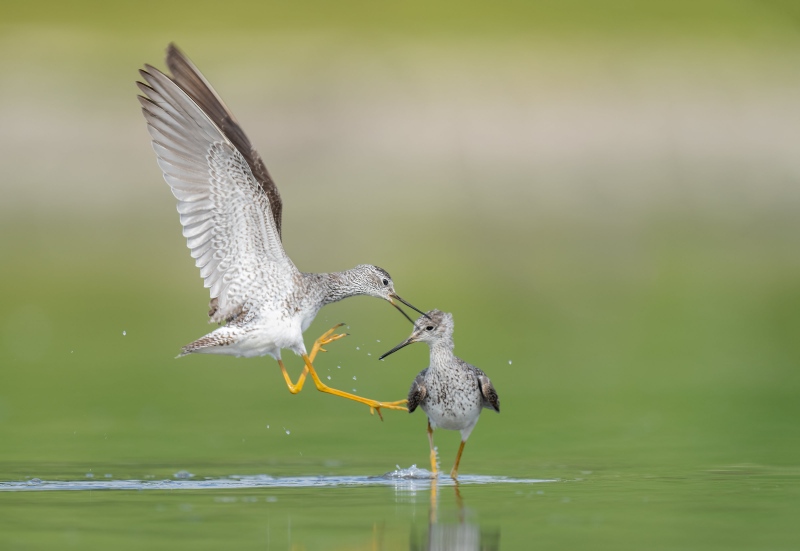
[410,479,500,550]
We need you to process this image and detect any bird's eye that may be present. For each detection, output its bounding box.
[426,326,434,331]
[382,278,389,286]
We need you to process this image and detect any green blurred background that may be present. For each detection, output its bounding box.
[1,1,800,549]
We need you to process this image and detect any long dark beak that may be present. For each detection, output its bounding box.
[379,336,417,360]
[390,293,430,320]
[388,300,416,325]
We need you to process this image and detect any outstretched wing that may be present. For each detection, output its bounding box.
[138,62,293,323]
[164,44,283,237]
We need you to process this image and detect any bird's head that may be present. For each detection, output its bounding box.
[350,264,426,324]
[379,309,453,359]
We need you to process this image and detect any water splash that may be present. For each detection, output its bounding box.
[383,464,435,480]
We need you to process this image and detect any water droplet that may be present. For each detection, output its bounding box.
[352,388,357,392]
[337,365,341,369]
[85,473,94,478]
[352,376,357,381]
[376,339,381,343]
[327,376,331,380]
[104,473,112,478]
[367,353,371,356]
[508,360,512,365]
[356,346,360,351]
[122,331,127,336]
[266,424,270,429]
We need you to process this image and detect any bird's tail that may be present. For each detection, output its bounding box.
[177,329,237,357]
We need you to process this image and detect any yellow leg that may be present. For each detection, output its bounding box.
[450,440,467,480]
[279,324,347,393]
[302,354,407,420]
[280,324,409,419]
[427,420,439,477]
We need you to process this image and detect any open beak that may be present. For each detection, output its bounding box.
[389,293,430,323]
[388,301,416,325]
[379,336,417,360]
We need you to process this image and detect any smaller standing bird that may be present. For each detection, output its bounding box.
[380,310,500,480]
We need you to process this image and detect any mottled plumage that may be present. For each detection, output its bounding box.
[137,44,425,415]
[381,310,500,479]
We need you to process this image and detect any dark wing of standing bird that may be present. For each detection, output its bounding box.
[407,369,428,413]
[164,43,283,238]
[474,367,500,413]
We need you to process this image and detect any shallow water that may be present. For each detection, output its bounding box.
[1,464,798,549]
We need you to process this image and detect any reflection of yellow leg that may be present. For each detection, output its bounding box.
[371,522,385,550]
[427,420,439,477]
[429,477,439,524]
[453,483,464,522]
[450,440,467,480]
[280,324,408,420]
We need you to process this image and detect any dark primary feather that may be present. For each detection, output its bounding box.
[475,368,500,413]
[164,43,283,238]
[407,369,428,413]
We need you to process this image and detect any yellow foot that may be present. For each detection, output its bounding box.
[368,399,408,421]
[308,323,348,362]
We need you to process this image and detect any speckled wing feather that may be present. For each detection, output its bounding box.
[137,65,293,323]
[164,43,283,238]
[407,369,428,413]
[473,366,500,413]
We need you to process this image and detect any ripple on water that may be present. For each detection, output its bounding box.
[0,469,553,492]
